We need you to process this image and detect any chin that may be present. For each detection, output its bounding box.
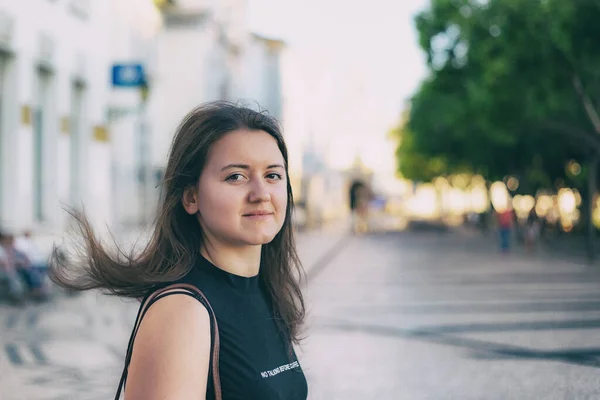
[242,230,279,246]
[251,234,278,245]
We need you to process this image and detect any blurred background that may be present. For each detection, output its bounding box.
[3,0,600,399]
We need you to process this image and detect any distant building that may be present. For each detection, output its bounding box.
[144,0,286,177]
[146,4,240,173]
[241,33,285,120]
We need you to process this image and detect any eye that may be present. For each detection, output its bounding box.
[226,173,246,182]
[266,173,283,180]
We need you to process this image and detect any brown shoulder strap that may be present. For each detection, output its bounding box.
[114,283,221,400]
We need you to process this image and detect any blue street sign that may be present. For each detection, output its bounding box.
[111,64,145,87]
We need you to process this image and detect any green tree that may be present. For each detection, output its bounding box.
[399,0,600,258]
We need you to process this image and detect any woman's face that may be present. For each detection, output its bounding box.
[184,129,288,247]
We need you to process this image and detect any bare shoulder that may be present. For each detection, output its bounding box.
[125,292,212,400]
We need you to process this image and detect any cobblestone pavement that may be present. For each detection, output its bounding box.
[300,230,600,399]
[4,229,600,399]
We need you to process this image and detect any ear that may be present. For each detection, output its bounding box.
[182,186,200,215]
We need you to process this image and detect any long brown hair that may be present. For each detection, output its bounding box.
[50,101,306,343]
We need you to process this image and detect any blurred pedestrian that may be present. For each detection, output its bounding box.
[524,211,541,253]
[349,181,370,234]
[50,102,308,400]
[497,208,514,253]
[0,232,26,302]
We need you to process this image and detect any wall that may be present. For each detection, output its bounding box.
[0,0,114,237]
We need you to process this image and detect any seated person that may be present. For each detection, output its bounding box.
[15,230,49,273]
[0,234,26,301]
[0,232,46,300]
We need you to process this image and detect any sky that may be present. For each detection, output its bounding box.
[246,0,430,173]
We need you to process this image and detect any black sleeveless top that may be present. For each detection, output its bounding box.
[175,255,308,400]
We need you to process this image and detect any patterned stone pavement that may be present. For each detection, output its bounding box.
[3,228,600,399]
[300,231,600,399]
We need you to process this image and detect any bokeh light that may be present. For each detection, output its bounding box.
[512,195,535,219]
[506,177,519,191]
[490,181,510,212]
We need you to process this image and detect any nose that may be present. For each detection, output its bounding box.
[248,179,271,203]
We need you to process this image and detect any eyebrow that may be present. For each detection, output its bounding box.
[220,163,285,171]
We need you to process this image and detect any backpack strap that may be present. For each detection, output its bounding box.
[114,283,221,400]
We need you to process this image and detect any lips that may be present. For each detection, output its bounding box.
[243,211,273,216]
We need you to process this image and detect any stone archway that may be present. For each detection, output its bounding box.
[349,180,366,211]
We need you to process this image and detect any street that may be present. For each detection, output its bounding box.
[301,230,600,399]
[3,229,600,399]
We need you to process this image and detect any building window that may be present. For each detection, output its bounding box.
[70,80,86,206]
[68,0,90,20]
[33,67,52,222]
[0,53,7,218]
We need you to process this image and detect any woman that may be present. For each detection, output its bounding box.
[50,102,308,399]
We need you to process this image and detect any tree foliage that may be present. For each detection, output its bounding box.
[398,0,600,192]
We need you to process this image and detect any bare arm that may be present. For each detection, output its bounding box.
[125,293,212,400]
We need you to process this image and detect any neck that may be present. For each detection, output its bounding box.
[200,241,262,278]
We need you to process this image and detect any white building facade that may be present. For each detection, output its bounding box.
[0,0,116,238]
